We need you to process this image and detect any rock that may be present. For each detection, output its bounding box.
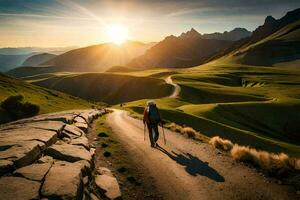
[29,111,76,124]
[0,159,14,175]
[14,163,51,181]
[80,113,92,124]
[70,137,90,150]
[46,143,92,162]
[74,116,87,124]
[74,122,88,132]
[97,167,113,177]
[27,121,65,133]
[37,156,54,164]
[0,127,57,148]
[63,124,85,138]
[83,176,89,185]
[76,160,92,177]
[95,174,121,200]
[0,176,40,200]
[90,148,96,158]
[0,140,44,168]
[90,192,101,200]
[62,136,72,143]
[41,161,83,200]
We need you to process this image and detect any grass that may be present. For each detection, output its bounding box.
[27,72,173,104]
[93,114,149,197]
[210,136,300,189]
[119,64,300,157]
[5,40,300,158]
[0,73,93,123]
[209,136,233,151]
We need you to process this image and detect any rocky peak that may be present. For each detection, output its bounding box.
[180,28,201,38]
[264,15,277,26]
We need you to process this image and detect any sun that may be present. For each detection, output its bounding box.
[106,24,128,45]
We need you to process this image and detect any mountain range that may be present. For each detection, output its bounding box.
[127,29,234,68]
[4,7,300,76]
[201,28,252,41]
[212,8,300,66]
[0,47,73,72]
[0,53,34,72]
[43,41,155,72]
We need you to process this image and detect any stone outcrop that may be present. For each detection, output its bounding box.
[0,109,113,200]
[0,176,40,200]
[95,167,122,200]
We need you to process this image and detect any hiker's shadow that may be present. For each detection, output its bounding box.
[156,145,225,182]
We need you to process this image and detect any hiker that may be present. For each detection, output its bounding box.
[143,100,163,147]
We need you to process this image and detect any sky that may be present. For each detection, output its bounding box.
[0,0,300,47]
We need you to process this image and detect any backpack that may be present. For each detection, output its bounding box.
[148,105,160,123]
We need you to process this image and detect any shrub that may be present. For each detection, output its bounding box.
[210,136,300,178]
[230,144,296,176]
[181,127,196,138]
[103,151,111,157]
[165,122,181,133]
[1,95,39,120]
[98,132,109,137]
[209,136,233,151]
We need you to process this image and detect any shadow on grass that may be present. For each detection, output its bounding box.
[156,145,225,182]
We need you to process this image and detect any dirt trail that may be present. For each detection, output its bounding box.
[165,76,181,98]
[106,109,297,200]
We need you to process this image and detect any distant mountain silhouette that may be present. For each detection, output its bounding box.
[208,8,300,66]
[210,8,300,67]
[127,28,233,68]
[0,53,34,72]
[250,8,300,43]
[43,41,155,72]
[201,28,252,41]
[22,53,56,66]
[0,47,75,55]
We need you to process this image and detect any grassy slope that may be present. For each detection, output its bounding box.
[29,72,173,104]
[0,73,92,123]
[214,20,300,67]
[115,65,300,156]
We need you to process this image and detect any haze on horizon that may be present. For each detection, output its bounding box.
[1,0,300,48]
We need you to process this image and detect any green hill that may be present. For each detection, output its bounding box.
[118,65,300,156]
[7,66,60,78]
[0,73,92,124]
[31,73,173,104]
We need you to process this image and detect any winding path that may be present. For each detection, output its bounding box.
[165,76,181,98]
[106,109,297,200]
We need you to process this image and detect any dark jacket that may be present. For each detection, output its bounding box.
[143,105,162,124]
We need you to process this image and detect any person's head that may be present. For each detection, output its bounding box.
[147,100,156,108]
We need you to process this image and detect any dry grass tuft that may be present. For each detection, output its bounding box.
[209,136,300,179]
[209,136,233,151]
[181,127,196,138]
[230,145,298,176]
[164,122,206,140]
[166,122,182,133]
[295,159,300,170]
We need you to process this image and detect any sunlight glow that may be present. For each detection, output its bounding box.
[106,24,128,45]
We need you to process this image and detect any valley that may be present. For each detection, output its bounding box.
[0,4,300,199]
